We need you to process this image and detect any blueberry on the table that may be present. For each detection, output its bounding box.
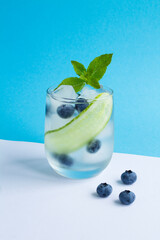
[57,104,75,118]
[121,170,137,185]
[96,183,113,198]
[56,154,73,166]
[75,98,89,113]
[87,139,101,153]
[119,190,136,205]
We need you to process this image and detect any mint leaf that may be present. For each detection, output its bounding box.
[71,61,86,76]
[86,54,113,82]
[88,79,101,89]
[57,77,85,92]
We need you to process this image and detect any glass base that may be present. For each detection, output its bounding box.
[50,165,107,179]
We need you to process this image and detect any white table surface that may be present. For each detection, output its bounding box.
[0,140,160,240]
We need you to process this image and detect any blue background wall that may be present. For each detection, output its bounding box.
[0,0,160,157]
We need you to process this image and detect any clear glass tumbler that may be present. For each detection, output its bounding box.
[44,85,114,179]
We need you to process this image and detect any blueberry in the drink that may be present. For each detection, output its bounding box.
[87,139,101,153]
[57,104,75,118]
[96,183,112,197]
[121,170,137,185]
[46,103,55,116]
[55,154,73,166]
[75,98,89,113]
[45,104,50,116]
[119,190,135,205]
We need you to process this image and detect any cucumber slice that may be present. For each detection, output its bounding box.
[45,93,113,154]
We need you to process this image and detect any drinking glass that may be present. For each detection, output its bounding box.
[44,85,114,179]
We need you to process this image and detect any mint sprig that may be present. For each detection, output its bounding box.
[57,53,113,92]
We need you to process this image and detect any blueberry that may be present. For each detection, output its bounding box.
[45,104,50,116]
[121,170,137,185]
[55,154,73,166]
[96,183,112,197]
[119,190,136,205]
[75,98,89,113]
[57,104,75,118]
[87,139,101,153]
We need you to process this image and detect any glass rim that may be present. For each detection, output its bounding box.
[46,85,113,103]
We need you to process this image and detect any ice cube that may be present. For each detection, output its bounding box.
[45,114,70,131]
[98,121,114,139]
[82,141,113,164]
[51,85,78,100]
[45,111,78,132]
[80,86,98,102]
[47,85,78,113]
